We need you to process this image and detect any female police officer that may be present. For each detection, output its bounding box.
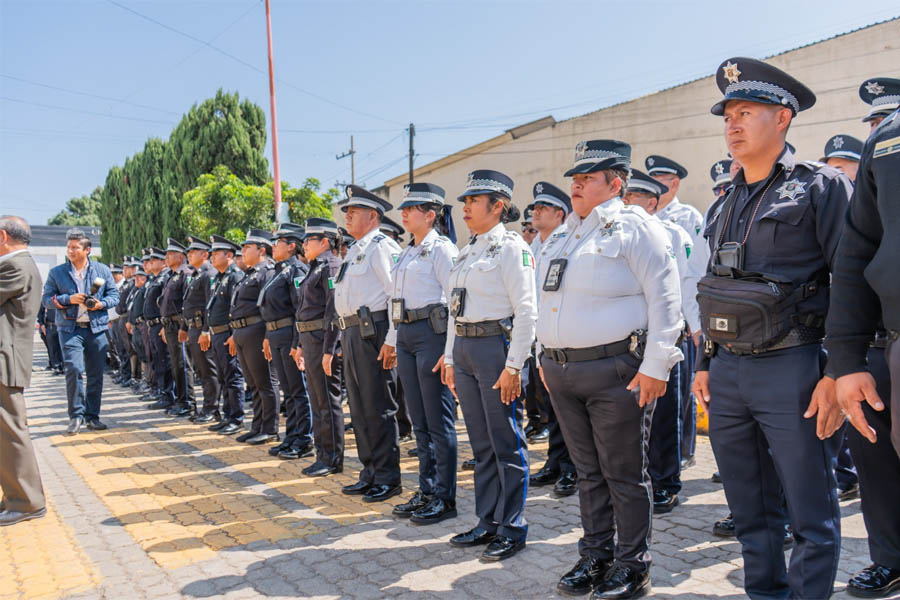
[441,169,537,562]
[388,183,460,525]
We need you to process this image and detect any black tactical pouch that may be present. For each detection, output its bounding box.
[498,317,513,343]
[428,305,449,335]
[357,306,377,340]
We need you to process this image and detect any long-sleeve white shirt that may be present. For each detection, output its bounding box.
[390,228,458,310]
[657,196,708,330]
[656,217,700,333]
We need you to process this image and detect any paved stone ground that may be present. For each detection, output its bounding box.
[1,342,886,599]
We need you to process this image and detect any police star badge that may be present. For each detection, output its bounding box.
[715,162,725,175]
[775,180,807,201]
[865,81,885,96]
[599,220,621,237]
[347,187,354,198]
[832,136,844,149]
[535,183,543,194]
[575,141,586,160]
[722,61,741,84]
[486,243,502,258]
[466,173,475,187]
[647,157,655,167]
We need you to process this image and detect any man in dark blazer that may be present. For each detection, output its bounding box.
[0,216,47,526]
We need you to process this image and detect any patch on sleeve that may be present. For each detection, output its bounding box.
[391,254,400,264]
[293,277,302,288]
[522,250,534,268]
[327,277,335,290]
[874,135,900,159]
[685,244,692,258]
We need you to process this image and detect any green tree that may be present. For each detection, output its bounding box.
[284,178,340,224]
[49,186,103,226]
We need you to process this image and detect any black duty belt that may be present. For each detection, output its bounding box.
[229,315,262,330]
[334,310,388,331]
[162,315,183,326]
[454,319,505,338]
[543,338,632,365]
[296,318,325,333]
[135,317,145,324]
[718,326,824,356]
[209,324,230,335]
[265,317,294,332]
[872,330,898,349]
[186,315,204,330]
[399,303,444,324]
[146,317,162,327]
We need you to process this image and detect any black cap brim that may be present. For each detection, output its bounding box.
[563,157,630,177]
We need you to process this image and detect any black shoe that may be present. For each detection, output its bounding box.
[219,422,243,435]
[461,458,476,471]
[268,441,290,456]
[524,419,542,438]
[193,412,216,424]
[407,447,419,457]
[847,564,900,598]
[0,507,47,527]
[449,527,496,548]
[784,524,794,548]
[235,431,257,443]
[119,379,133,388]
[305,462,342,477]
[85,419,108,431]
[712,514,735,538]
[410,497,457,525]
[711,471,722,484]
[393,491,432,518]
[344,422,353,431]
[529,465,560,487]
[838,483,860,501]
[279,444,314,460]
[528,427,550,442]
[591,564,650,599]
[558,555,614,597]
[652,489,679,514]
[363,484,402,503]
[245,433,279,445]
[481,536,525,562]
[66,417,84,436]
[553,473,577,498]
[147,401,171,411]
[342,481,372,495]
[302,461,324,475]
[207,420,228,431]
[169,405,191,417]
[680,455,696,469]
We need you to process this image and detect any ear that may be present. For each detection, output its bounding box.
[775,108,793,133]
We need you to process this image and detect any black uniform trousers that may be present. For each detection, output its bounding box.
[522,355,543,424]
[149,323,174,403]
[266,326,312,447]
[396,319,457,501]
[847,346,900,570]
[299,330,344,468]
[45,324,63,370]
[389,370,413,438]
[709,344,840,599]
[343,319,400,486]
[210,330,244,424]
[523,353,573,473]
[680,336,697,459]
[890,339,900,460]
[542,352,653,571]
[233,322,278,435]
[649,355,683,495]
[454,335,528,541]
[188,327,220,415]
[164,322,195,411]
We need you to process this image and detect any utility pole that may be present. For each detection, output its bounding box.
[408,123,415,184]
[336,136,356,185]
[264,0,284,223]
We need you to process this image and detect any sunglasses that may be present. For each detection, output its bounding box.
[522,227,537,235]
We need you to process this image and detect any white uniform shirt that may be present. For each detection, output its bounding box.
[657,217,700,333]
[658,196,709,328]
[391,228,458,310]
[536,198,684,381]
[531,223,568,296]
[333,226,401,344]
[444,223,537,370]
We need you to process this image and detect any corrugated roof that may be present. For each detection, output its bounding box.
[29,225,102,247]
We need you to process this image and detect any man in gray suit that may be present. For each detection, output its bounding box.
[0,216,47,526]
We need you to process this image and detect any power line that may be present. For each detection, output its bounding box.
[0,96,175,125]
[0,74,181,115]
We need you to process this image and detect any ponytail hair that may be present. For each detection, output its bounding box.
[489,193,520,224]
[416,203,458,243]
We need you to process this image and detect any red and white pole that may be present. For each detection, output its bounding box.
[264,0,283,223]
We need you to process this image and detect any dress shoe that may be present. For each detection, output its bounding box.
[66,417,84,436]
[44,365,55,371]
[85,419,108,431]
[449,527,496,548]
[481,536,525,562]
[306,463,342,477]
[712,514,735,538]
[524,419,542,438]
[169,405,192,417]
[235,431,257,443]
[279,444,314,460]
[847,563,900,598]
[407,447,419,457]
[528,426,550,442]
[219,422,243,435]
[269,441,291,456]
[342,480,373,495]
[193,412,216,424]
[784,524,794,548]
[461,458,476,471]
[392,490,432,518]
[399,432,414,443]
[558,555,614,596]
[652,489,679,514]
[529,465,560,487]
[591,564,650,599]
[553,472,578,497]
[838,482,860,501]
[363,484,402,503]
[245,433,279,445]
[344,422,353,431]
[147,400,171,411]
[120,379,133,388]
[680,455,696,469]
[410,497,457,525]
[208,420,228,432]
[711,471,722,484]
[0,507,47,527]
[302,461,324,475]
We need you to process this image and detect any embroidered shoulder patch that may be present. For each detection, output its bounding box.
[522,250,534,268]
[874,135,900,159]
[327,277,335,290]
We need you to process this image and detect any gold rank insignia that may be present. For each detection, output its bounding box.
[722,61,741,84]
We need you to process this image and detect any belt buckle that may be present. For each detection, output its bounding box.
[338,316,347,330]
[555,349,567,365]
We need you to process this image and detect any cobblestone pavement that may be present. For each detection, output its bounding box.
[1,345,884,599]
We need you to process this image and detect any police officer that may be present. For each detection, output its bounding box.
[624,169,697,515]
[692,57,851,599]
[292,218,344,477]
[521,199,548,443]
[264,223,313,460]
[388,183,460,524]
[859,77,900,132]
[826,106,900,598]
[710,159,733,201]
[143,246,175,411]
[526,181,577,498]
[129,251,153,398]
[520,204,538,245]
[180,236,220,423]
[537,141,682,598]
[822,134,863,183]
[112,261,134,386]
[228,229,279,445]
[159,238,196,417]
[442,169,536,562]
[328,185,403,503]
[203,236,246,435]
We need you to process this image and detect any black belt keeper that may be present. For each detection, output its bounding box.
[229,315,262,330]
[542,338,632,365]
[400,303,444,324]
[454,320,505,338]
[265,317,294,332]
[295,319,325,333]
[209,324,230,335]
[334,310,388,331]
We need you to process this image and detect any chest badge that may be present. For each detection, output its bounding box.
[486,243,502,258]
[775,180,807,201]
[599,220,621,237]
[354,253,365,264]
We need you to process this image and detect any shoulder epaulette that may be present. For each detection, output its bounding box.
[372,234,386,243]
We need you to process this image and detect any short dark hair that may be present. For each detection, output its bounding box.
[66,228,91,250]
[0,215,32,244]
[601,168,630,196]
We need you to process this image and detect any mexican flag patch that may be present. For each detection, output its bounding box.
[327,277,335,290]
[522,250,534,268]
[293,277,301,288]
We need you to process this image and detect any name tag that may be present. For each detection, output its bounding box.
[391,298,406,325]
[542,258,567,292]
[449,288,466,318]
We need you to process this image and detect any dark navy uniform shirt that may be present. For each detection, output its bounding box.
[159,263,192,318]
[259,256,307,323]
[128,285,146,324]
[142,269,170,320]
[181,262,217,330]
[292,250,342,354]
[206,264,244,329]
[229,261,275,321]
[116,279,134,316]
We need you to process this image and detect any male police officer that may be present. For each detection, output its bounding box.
[692,57,851,599]
[859,77,900,132]
[159,238,196,417]
[143,246,175,411]
[822,134,863,182]
[328,185,403,502]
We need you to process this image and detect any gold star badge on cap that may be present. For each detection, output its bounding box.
[865,81,885,95]
[715,162,724,175]
[723,61,741,84]
[347,187,354,197]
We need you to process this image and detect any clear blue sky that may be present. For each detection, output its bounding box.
[1,0,898,224]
